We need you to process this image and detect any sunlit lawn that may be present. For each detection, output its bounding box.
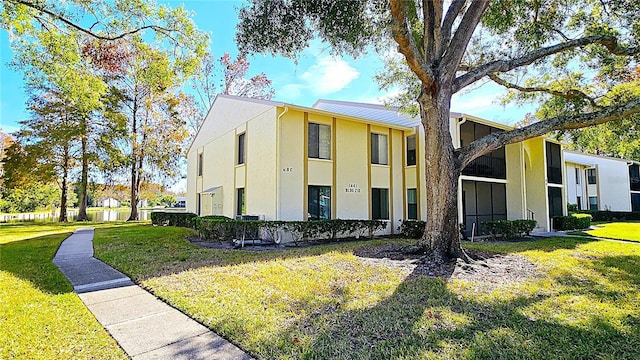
[0,223,127,359]
[94,225,640,359]
[571,221,640,242]
[0,220,147,244]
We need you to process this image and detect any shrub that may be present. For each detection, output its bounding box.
[398,220,426,239]
[553,213,592,230]
[576,210,640,222]
[150,212,197,227]
[192,218,388,244]
[482,219,537,240]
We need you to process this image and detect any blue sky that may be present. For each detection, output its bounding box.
[0,0,535,135]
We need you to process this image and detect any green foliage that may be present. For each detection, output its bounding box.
[0,182,60,213]
[193,218,388,245]
[483,219,537,240]
[577,210,640,222]
[553,214,592,231]
[398,220,426,239]
[150,211,197,227]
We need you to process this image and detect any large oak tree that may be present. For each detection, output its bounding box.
[236,0,640,262]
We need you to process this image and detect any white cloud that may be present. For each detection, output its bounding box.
[300,57,360,95]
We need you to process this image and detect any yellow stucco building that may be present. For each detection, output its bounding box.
[187,95,566,235]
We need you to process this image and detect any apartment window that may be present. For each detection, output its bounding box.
[371,133,388,165]
[407,188,418,220]
[236,188,245,216]
[577,196,582,210]
[460,121,506,179]
[308,186,331,220]
[308,123,331,159]
[587,168,596,185]
[630,164,640,191]
[546,142,563,185]
[462,180,507,236]
[406,135,416,166]
[575,168,580,184]
[589,196,598,211]
[372,188,389,220]
[237,133,245,165]
[196,193,202,216]
[197,153,203,177]
[632,193,640,212]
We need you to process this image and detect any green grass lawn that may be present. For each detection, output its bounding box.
[0,226,127,359]
[572,221,640,242]
[93,225,640,359]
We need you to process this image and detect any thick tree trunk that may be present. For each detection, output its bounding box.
[77,134,89,221]
[59,145,69,223]
[417,89,464,262]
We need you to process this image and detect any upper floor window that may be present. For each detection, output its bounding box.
[575,168,580,184]
[630,164,640,191]
[371,133,388,165]
[197,153,203,177]
[460,121,506,179]
[406,135,416,166]
[546,142,562,185]
[308,123,331,159]
[587,168,597,185]
[237,133,245,165]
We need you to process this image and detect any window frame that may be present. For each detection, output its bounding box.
[407,188,418,220]
[236,188,245,216]
[237,133,246,165]
[197,153,203,177]
[372,188,390,220]
[406,135,416,166]
[308,123,331,160]
[308,185,331,220]
[371,133,388,165]
[589,196,598,211]
[587,168,597,185]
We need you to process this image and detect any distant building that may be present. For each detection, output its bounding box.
[187,95,565,235]
[564,151,640,212]
[99,198,120,208]
[174,197,186,208]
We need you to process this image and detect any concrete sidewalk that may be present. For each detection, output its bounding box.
[54,228,251,360]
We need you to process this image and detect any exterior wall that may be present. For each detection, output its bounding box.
[187,96,278,218]
[564,151,632,211]
[523,137,550,231]
[566,163,588,210]
[505,143,526,220]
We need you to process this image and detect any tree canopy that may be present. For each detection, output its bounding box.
[237,0,640,261]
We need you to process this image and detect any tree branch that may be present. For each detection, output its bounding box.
[456,97,640,169]
[440,0,489,80]
[389,0,434,85]
[454,34,640,93]
[487,73,600,108]
[439,0,466,59]
[10,0,180,41]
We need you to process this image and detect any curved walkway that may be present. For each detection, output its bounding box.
[54,228,251,360]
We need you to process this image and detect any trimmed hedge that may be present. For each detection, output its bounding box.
[483,219,537,240]
[150,212,197,227]
[553,213,592,230]
[193,218,388,245]
[576,210,640,222]
[398,220,426,239]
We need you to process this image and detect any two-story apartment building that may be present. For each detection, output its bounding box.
[187,95,567,235]
[565,150,640,212]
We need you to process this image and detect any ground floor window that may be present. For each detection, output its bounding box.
[576,196,582,210]
[589,196,598,211]
[407,188,417,220]
[632,193,640,212]
[308,186,331,220]
[236,188,245,216]
[548,187,563,218]
[462,180,506,235]
[196,193,201,216]
[372,188,389,220]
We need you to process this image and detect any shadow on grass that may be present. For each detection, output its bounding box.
[274,255,640,359]
[463,236,598,254]
[0,233,74,294]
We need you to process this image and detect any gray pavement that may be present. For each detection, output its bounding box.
[54,228,252,360]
